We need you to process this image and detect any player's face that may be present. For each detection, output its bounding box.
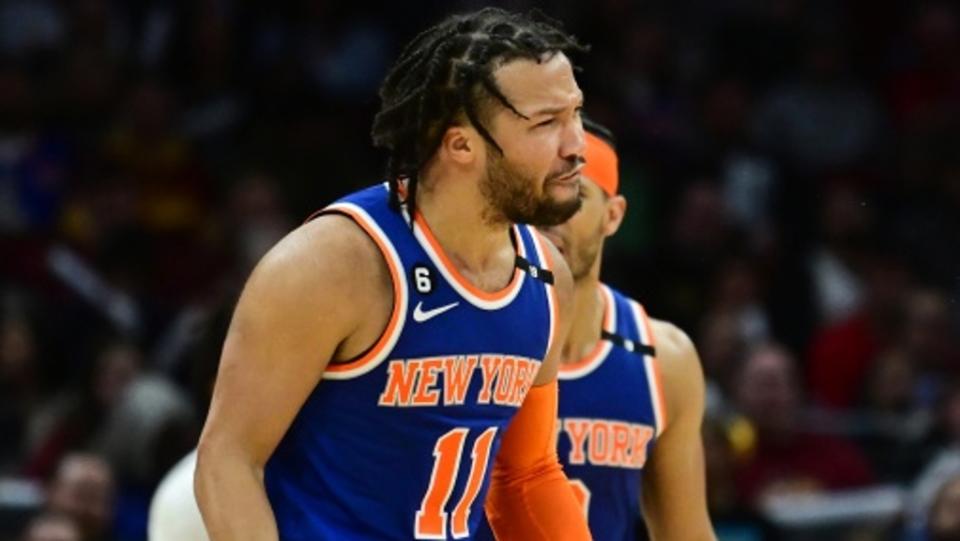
[480,53,585,226]
[539,178,610,280]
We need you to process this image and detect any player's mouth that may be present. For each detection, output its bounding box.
[548,166,583,186]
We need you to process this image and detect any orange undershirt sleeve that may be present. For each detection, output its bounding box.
[484,380,592,540]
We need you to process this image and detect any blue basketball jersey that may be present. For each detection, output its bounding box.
[263,183,560,540]
[555,284,665,541]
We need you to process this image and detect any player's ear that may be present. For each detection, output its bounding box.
[603,195,626,237]
[439,124,479,165]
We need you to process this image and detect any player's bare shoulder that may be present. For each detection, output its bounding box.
[241,213,394,358]
[294,214,392,296]
[648,318,705,420]
[648,320,697,369]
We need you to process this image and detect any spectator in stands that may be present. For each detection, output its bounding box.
[703,417,777,541]
[654,181,739,332]
[752,29,884,171]
[909,383,960,531]
[0,315,43,473]
[225,173,292,273]
[807,251,911,410]
[885,2,960,130]
[24,340,141,479]
[927,474,960,541]
[902,289,960,407]
[0,61,71,234]
[45,453,114,541]
[698,309,747,411]
[100,80,210,235]
[734,343,875,506]
[858,348,934,484]
[20,513,81,541]
[862,348,920,417]
[710,257,771,347]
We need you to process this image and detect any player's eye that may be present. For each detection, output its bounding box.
[535,117,556,128]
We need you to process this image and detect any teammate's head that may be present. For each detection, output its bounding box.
[540,117,625,280]
[372,8,588,226]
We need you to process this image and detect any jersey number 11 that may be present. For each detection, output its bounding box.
[415,427,498,539]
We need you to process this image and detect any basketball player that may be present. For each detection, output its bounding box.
[542,121,715,540]
[195,8,592,540]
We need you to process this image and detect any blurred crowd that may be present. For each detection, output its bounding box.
[0,1,958,540]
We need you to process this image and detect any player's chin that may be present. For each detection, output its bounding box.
[533,194,581,227]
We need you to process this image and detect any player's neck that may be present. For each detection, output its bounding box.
[562,275,605,364]
[415,175,514,278]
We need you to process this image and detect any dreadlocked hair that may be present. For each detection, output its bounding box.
[371,7,588,218]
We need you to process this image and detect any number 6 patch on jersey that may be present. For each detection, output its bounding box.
[413,264,434,294]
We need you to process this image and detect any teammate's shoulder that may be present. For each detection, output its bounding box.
[649,318,695,361]
[612,290,700,373]
[609,289,698,364]
[645,316,707,434]
[647,316,704,400]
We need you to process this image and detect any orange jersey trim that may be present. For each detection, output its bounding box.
[531,230,560,358]
[322,204,407,378]
[632,301,668,436]
[412,211,523,303]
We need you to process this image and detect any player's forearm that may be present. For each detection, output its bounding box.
[195,444,279,541]
[486,457,592,540]
[484,381,592,539]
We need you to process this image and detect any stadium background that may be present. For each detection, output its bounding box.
[1,1,959,540]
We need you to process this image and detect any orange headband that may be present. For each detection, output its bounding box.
[582,131,619,196]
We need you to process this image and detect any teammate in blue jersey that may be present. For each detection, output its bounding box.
[194,8,593,541]
[542,120,716,540]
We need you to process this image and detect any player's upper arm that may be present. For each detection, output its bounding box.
[198,214,391,469]
[533,235,574,386]
[642,319,715,540]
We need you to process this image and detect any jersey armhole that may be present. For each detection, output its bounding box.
[317,204,408,380]
[629,300,668,437]
[529,228,560,371]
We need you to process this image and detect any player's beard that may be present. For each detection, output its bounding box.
[480,150,582,227]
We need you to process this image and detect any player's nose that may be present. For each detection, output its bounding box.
[560,116,586,161]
